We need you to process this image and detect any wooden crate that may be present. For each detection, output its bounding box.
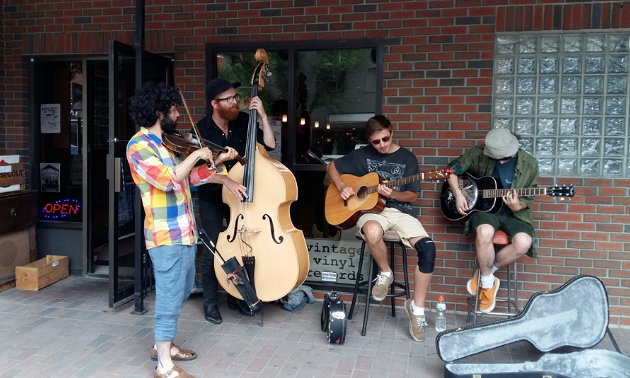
[15,255,69,291]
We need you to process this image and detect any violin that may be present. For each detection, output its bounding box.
[162,131,200,155]
[162,131,247,165]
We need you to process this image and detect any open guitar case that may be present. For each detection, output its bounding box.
[436,275,630,378]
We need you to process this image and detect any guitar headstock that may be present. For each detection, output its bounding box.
[547,184,575,199]
[251,49,269,92]
[426,168,453,181]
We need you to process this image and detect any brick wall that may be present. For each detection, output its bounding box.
[0,8,5,150]
[1,0,629,326]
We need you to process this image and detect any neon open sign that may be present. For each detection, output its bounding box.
[41,198,81,220]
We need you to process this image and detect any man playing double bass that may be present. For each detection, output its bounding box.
[195,78,276,324]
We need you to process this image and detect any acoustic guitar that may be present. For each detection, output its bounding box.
[440,172,575,221]
[325,168,452,229]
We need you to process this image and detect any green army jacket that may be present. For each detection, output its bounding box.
[446,145,539,257]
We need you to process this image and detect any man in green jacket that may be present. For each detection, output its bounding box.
[446,128,539,313]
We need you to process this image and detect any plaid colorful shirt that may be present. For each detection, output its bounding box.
[126,128,224,249]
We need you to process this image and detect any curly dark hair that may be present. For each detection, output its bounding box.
[128,82,182,127]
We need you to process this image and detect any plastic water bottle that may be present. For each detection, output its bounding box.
[435,295,447,332]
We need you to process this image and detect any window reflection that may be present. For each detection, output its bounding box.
[215,51,288,163]
[296,49,376,164]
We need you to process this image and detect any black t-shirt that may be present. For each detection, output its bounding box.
[492,155,516,190]
[333,145,420,215]
[195,112,271,202]
[492,155,517,215]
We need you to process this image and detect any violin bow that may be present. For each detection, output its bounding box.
[178,88,206,149]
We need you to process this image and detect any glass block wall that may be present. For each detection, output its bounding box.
[492,33,630,177]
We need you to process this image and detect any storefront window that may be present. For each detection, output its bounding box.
[35,61,83,222]
[208,41,382,288]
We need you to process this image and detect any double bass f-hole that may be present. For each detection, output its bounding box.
[226,214,244,243]
[262,214,284,244]
[226,213,283,245]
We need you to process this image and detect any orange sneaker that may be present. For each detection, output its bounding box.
[479,277,500,313]
[467,270,479,295]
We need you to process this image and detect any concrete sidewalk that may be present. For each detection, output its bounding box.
[0,276,628,378]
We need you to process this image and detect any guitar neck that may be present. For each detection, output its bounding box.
[482,187,547,198]
[366,173,425,194]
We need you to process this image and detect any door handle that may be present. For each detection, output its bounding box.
[114,157,122,193]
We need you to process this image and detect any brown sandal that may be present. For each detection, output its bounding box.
[153,364,195,378]
[150,342,197,361]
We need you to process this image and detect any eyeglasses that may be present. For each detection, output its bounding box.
[214,94,240,103]
[370,135,391,145]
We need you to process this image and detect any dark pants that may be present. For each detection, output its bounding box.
[199,200,230,309]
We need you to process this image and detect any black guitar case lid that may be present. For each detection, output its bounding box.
[436,275,630,378]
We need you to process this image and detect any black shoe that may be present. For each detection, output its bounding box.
[204,304,222,324]
[227,299,255,316]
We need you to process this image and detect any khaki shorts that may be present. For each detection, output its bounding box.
[357,207,429,248]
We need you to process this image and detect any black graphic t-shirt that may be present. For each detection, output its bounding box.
[333,145,420,215]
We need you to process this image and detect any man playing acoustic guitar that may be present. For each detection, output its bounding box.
[326,115,437,342]
[445,128,539,313]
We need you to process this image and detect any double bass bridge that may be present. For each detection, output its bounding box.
[238,226,261,234]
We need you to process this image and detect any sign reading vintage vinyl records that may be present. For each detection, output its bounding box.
[305,237,371,286]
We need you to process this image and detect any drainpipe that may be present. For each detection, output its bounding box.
[132,0,147,315]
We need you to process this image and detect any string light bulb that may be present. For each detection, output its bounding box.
[314,121,320,128]
[282,114,288,122]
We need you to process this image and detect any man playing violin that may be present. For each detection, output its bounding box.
[126,82,238,378]
[326,115,437,342]
[195,77,276,324]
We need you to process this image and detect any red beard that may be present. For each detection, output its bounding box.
[216,104,239,121]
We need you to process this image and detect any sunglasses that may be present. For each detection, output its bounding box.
[214,94,240,103]
[370,135,391,145]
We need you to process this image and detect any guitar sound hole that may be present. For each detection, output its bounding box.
[357,187,367,199]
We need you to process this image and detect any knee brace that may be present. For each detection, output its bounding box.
[415,237,436,273]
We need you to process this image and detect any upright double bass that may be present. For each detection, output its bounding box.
[215,49,309,302]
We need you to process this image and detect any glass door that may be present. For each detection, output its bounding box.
[107,40,173,308]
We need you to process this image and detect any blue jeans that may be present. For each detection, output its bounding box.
[148,244,196,342]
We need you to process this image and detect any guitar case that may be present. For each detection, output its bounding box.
[436,275,630,378]
[321,292,347,344]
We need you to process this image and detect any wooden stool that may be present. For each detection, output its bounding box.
[348,230,410,336]
[467,229,520,325]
